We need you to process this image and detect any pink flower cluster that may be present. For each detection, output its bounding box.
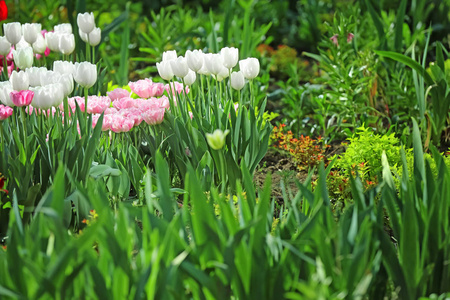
[0,104,13,120]
[128,79,165,98]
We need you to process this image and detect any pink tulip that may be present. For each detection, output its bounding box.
[142,107,165,125]
[85,96,111,114]
[10,90,34,107]
[113,97,139,110]
[119,108,143,126]
[0,104,13,120]
[104,107,118,115]
[110,114,134,133]
[107,88,131,101]
[129,79,165,98]
[330,34,339,46]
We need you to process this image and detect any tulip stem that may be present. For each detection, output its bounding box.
[92,46,96,64]
[249,79,254,107]
[20,107,27,161]
[84,87,89,118]
[218,149,226,194]
[2,57,7,79]
[0,121,3,153]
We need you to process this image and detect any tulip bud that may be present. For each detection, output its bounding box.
[3,22,22,45]
[59,73,74,97]
[162,50,177,61]
[54,23,72,34]
[73,61,97,88]
[26,67,47,87]
[10,90,34,107]
[79,28,88,43]
[183,69,196,86]
[30,86,52,110]
[0,104,13,120]
[77,12,95,34]
[22,23,42,44]
[89,27,101,46]
[156,60,174,81]
[239,57,260,79]
[170,56,189,78]
[45,32,61,52]
[230,71,245,90]
[12,46,33,70]
[0,81,14,106]
[32,34,47,54]
[15,37,30,49]
[220,47,238,69]
[204,53,224,76]
[206,129,230,150]
[10,70,29,91]
[40,70,60,86]
[53,60,75,75]
[0,36,11,56]
[58,33,75,55]
[215,66,229,82]
[48,83,65,107]
[185,49,203,72]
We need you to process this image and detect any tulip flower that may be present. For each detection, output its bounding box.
[107,88,131,101]
[32,34,47,54]
[22,23,41,44]
[89,27,101,47]
[185,49,203,72]
[79,28,88,43]
[77,12,95,34]
[0,104,13,120]
[183,69,196,86]
[239,58,260,79]
[170,56,189,78]
[12,46,33,70]
[10,70,29,91]
[220,47,238,69]
[230,71,245,90]
[59,73,74,97]
[204,53,224,76]
[74,62,97,88]
[0,81,13,106]
[30,83,64,109]
[156,60,174,81]
[0,36,11,56]
[206,129,229,150]
[162,50,177,61]
[141,107,165,125]
[54,23,72,34]
[129,79,164,98]
[10,90,34,107]
[26,67,46,87]
[59,34,75,55]
[45,32,61,52]
[53,60,75,75]
[214,66,230,82]
[4,22,21,45]
[0,0,7,22]
[40,70,60,86]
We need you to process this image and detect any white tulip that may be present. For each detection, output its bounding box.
[54,23,72,34]
[22,23,42,44]
[0,81,14,106]
[220,47,239,69]
[162,50,177,61]
[204,53,224,76]
[40,70,60,86]
[12,47,34,70]
[10,70,30,91]
[183,69,196,86]
[156,60,174,81]
[45,32,61,52]
[58,33,75,55]
[53,60,75,75]
[4,23,22,45]
[32,34,47,54]
[77,12,95,34]
[239,58,260,79]
[59,73,74,97]
[79,28,88,43]
[89,27,101,46]
[74,62,97,88]
[26,67,47,87]
[230,71,245,90]
[214,66,230,82]
[185,49,203,72]
[170,56,189,78]
[0,36,11,56]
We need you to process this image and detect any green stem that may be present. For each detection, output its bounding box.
[84,87,89,118]
[20,107,28,160]
[218,149,226,194]
[249,79,254,107]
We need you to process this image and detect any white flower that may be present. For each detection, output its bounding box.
[220,47,239,69]
[73,62,97,88]
[32,34,47,54]
[183,69,196,86]
[45,32,61,52]
[204,53,224,76]
[22,23,42,44]
[77,12,95,34]
[206,129,230,150]
[162,50,177,61]
[4,22,22,45]
[0,36,11,56]
[53,61,75,75]
[170,56,189,78]
[79,28,88,43]
[26,67,47,87]
[230,71,245,90]
[54,23,73,34]
[185,49,203,72]
[0,81,14,106]
[156,60,174,81]
[58,33,75,55]
[10,70,30,91]
[239,57,260,79]
[40,70,60,86]
[59,73,74,97]
[89,27,101,46]
[12,47,34,70]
